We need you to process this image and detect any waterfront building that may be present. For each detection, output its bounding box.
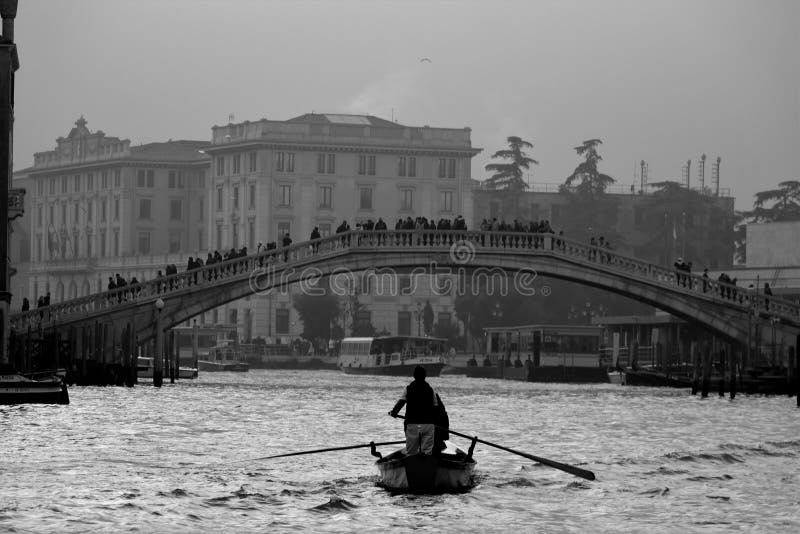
[21,117,210,304]
[202,113,481,343]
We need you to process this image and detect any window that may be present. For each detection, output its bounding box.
[398,156,407,177]
[138,232,151,254]
[276,308,290,334]
[359,155,375,175]
[73,175,80,192]
[287,153,295,172]
[101,171,108,189]
[401,189,413,211]
[139,198,151,220]
[217,187,223,211]
[216,157,225,176]
[279,184,291,206]
[170,199,182,221]
[398,311,411,336]
[248,152,257,172]
[319,153,335,174]
[86,201,93,222]
[359,187,373,210]
[114,169,121,188]
[72,231,79,258]
[61,204,66,225]
[408,157,417,177]
[277,221,290,241]
[74,202,80,223]
[438,158,446,178]
[319,185,332,208]
[440,190,453,212]
[229,309,238,325]
[232,223,239,247]
[249,184,256,209]
[37,206,42,227]
[113,229,119,256]
[86,234,93,258]
[38,181,43,196]
[199,198,204,221]
[233,186,239,210]
[49,178,55,195]
[355,310,371,330]
[36,235,42,262]
[317,153,326,174]
[100,230,106,257]
[49,205,54,225]
[276,152,285,171]
[146,170,154,188]
[438,158,456,178]
[113,197,119,221]
[232,154,241,175]
[248,218,255,250]
[319,223,332,237]
[169,231,181,253]
[327,154,335,174]
[216,224,223,250]
[137,170,145,188]
[177,171,184,188]
[168,171,176,188]
[62,176,68,193]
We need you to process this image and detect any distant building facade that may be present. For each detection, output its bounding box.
[202,113,481,342]
[22,117,210,305]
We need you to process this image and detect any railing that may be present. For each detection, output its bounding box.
[10,229,800,332]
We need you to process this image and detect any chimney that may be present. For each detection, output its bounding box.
[0,0,18,42]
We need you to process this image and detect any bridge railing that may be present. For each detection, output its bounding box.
[11,229,800,332]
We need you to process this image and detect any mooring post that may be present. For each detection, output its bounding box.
[690,341,699,395]
[718,348,726,397]
[729,345,738,400]
[192,321,199,372]
[701,343,711,398]
[153,299,164,387]
[168,330,175,384]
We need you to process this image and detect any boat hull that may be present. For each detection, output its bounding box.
[377,450,476,493]
[0,374,69,405]
[197,360,250,372]
[341,362,444,377]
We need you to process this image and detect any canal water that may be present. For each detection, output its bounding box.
[1,371,798,533]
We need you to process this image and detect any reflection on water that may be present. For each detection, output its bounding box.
[1,371,799,533]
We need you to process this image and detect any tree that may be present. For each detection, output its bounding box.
[432,320,464,350]
[293,288,341,343]
[749,180,800,222]
[563,139,615,195]
[484,136,538,191]
[422,301,434,335]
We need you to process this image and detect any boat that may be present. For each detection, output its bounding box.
[373,440,477,493]
[137,357,199,379]
[196,342,250,372]
[0,365,69,405]
[338,336,446,376]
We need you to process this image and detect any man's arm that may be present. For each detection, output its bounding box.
[389,387,408,417]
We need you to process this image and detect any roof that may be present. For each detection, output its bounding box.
[129,140,211,163]
[287,113,404,128]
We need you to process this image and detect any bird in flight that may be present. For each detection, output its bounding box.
[420,57,432,63]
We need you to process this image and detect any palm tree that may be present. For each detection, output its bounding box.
[563,139,615,195]
[483,136,539,191]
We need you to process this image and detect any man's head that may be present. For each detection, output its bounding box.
[413,365,426,381]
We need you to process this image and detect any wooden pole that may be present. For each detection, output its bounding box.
[192,321,199,372]
[690,341,699,395]
[153,307,163,387]
[729,345,738,400]
[701,342,711,398]
[718,348,726,397]
[169,329,175,383]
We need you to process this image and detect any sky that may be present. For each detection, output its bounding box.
[10,0,800,210]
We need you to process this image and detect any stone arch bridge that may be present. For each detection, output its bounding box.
[8,230,800,381]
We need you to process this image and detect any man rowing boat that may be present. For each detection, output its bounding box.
[389,365,448,455]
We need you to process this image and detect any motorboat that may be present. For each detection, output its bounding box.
[0,365,69,405]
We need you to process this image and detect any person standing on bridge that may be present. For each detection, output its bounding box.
[309,227,321,254]
[389,365,443,456]
[282,232,292,261]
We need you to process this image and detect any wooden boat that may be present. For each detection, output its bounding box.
[338,336,446,377]
[373,441,477,493]
[0,365,69,405]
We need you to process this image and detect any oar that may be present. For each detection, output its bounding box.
[251,440,406,461]
[395,415,595,481]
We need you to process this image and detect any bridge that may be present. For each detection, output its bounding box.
[8,230,800,383]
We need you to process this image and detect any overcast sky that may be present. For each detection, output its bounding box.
[12,0,799,209]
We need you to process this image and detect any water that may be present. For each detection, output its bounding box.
[2,371,799,533]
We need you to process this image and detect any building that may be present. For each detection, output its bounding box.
[22,117,210,304]
[472,183,736,270]
[202,113,481,342]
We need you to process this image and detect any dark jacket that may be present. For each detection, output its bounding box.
[399,379,438,425]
